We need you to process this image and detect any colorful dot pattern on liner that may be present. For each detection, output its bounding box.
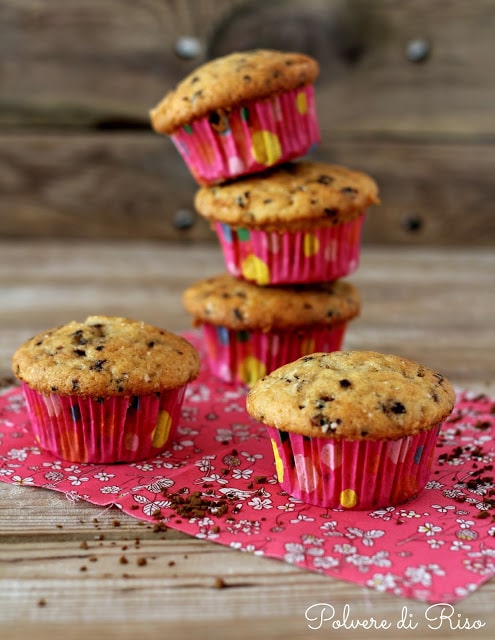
[215,215,364,285]
[171,85,319,185]
[202,321,347,387]
[21,383,185,464]
[268,425,441,510]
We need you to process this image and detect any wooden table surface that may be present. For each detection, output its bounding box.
[0,239,494,640]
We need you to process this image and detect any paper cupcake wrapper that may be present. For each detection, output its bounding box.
[214,215,364,285]
[171,84,319,185]
[21,382,187,463]
[268,425,441,510]
[201,321,348,387]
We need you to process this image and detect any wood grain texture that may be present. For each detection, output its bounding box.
[0,240,494,640]
[1,0,494,244]
[2,0,494,134]
[1,133,494,244]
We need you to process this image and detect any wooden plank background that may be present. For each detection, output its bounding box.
[1,0,494,245]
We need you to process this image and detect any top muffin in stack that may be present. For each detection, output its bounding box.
[150,49,320,186]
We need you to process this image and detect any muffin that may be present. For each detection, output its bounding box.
[182,273,360,387]
[246,351,455,509]
[194,161,380,285]
[11,315,200,463]
[150,49,320,185]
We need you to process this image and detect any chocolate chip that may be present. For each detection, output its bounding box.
[341,186,358,196]
[317,175,334,185]
[208,111,221,126]
[73,348,86,357]
[391,401,406,414]
[339,379,352,388]
[233,308,244,321]
[381,400,407,415]
[235,192,250,208]
[71,379,80,392]
[70,329,88,346]
[89,359,107,372]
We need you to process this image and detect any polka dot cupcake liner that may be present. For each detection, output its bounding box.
[20,382,187,463]
[201,321,348,387]
[171,84,319,185]
[267,425,441,510]
[214,215,365,285]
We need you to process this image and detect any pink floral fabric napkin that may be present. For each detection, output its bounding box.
[1,333,494,603]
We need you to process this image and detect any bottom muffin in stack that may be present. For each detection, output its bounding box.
[182,273,360,387]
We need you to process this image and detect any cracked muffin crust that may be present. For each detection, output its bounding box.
[194,161,380,231]
[12,315,200,397]
[150,49,319,134]
[182,273,360,332]
[246,350,455,440]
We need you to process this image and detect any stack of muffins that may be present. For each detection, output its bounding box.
[150,49,380,387]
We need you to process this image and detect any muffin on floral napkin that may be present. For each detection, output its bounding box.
[194,161,380,285]
[247,350,455,510]
[150,49,320,185]
[182,273,360,387]
[11,316,200,463]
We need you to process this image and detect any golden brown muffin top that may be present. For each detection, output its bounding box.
[150,49,319,134]
[246,351,455,440]
[194,161,380,230]
[182,274,360,332]
[12,316,200,397]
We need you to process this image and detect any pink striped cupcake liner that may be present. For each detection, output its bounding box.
[201,321,348,387]
[21,382,187,463]
[214,214,365,285]
[267,425,442,510]
[171,84,319,185]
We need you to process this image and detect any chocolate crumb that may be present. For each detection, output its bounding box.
[37,598,47,607]
[119,555,129,565]
[213,577,226,589]
[136,557,147,566]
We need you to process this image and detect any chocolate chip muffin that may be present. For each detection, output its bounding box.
[12,316,200,463]
[246,350,455,509]
[182,273,360,387]
[150,49,320,184]
[194,161,380,285]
